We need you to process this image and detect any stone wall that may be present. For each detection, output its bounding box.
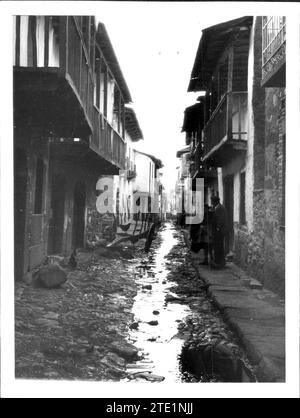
[262,88,285,295]
[234,17,285,297]
[86,209,116,246]
[234,190,265,283]
[235,90,285,296]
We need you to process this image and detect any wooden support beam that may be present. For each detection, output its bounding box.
[65,16,69,74]
[226,46,234,140]
[104,66,108,118]
[44,16,49,67]
[118,91,121,134]
[15,16,20,66]
[238,94,242,140]
[30,16,37,67]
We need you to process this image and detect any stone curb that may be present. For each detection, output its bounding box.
[182,230,285,382]
[193,262,285,382]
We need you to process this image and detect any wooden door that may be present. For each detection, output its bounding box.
[14,148,28,280]
[28,157,47,269]
[72,181,86,249]
[48,173,66,254]
[223,175,234,254]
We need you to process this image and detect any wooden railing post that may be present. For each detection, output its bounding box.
[29,16,37,67]
[15,16,21,66]
[238,94,242,140]
[226,46,234,141]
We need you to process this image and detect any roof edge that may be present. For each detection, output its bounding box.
[96,22,133,103]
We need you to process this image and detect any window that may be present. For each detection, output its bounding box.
[262,16,286,68]
[34,158,44,214]
[239,171,246,225]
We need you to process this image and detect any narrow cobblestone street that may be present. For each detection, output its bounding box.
[15,222,255,382]
[4,7,296,400]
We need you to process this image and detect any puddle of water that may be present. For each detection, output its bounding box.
[123,223,256,383]
[126,224,191,382]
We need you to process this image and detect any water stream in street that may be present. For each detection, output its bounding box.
[125,223,190,382]
[123,222,256,383]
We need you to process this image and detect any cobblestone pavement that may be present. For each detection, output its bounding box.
[15,244,143,381]
[15,222,255,382]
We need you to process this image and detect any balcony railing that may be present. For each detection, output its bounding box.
[14,16,94,133]
[65,17,94,128]
[203,91,247,160]
[91,107,126,169]
[262,16,286,67]
[125,158,136,179]
[262,16,286,86]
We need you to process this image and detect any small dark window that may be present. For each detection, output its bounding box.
[34,158,44,214]
[240,171,246,225]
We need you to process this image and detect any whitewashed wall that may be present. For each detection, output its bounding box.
[134,151,155,195]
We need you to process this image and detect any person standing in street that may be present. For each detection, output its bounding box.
[189,204,213,264]
[210,196,228,269]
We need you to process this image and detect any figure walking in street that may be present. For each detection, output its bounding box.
[211,196,228,269]
[190,204,213,264]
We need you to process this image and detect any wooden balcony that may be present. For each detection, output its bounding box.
[202,91,248,166]
[91,107,126,170]
[14,16,94,137]
[189,143,218,181]
[261,16,286,87]
[14,16,127,171]
[125,158,136,179]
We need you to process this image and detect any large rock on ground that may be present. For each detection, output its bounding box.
[110,341,140,361]
[34,264,67,289]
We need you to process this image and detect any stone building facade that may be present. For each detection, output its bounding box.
[185,16,285,295]
[234,17,286,295]
[14,16,143,280]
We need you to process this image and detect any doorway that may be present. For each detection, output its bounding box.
[48,173,66,254]
[223,175,234,255]
[72,181,86,249]
[14,148,28,280]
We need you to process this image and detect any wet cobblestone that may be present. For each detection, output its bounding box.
[15,245,144,381]
[15,222,255,382]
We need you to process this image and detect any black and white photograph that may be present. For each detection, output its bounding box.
[1,0,299,399]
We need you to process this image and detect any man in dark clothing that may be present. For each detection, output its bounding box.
[189,204,213,264]
[211,196,228,268]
